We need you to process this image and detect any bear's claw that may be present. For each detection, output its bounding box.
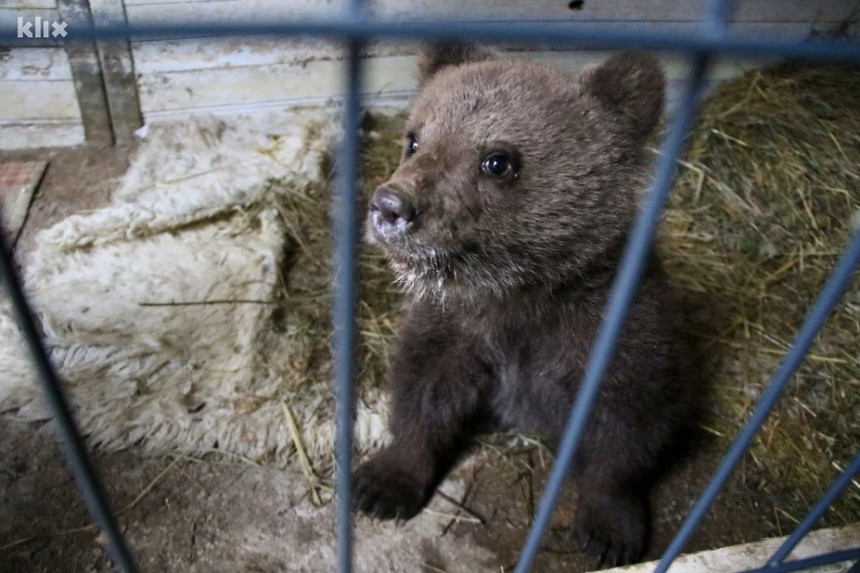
[352,455,428,521]
[573,492,648,568]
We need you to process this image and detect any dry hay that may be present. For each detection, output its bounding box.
[266,116,403,399]
[658,61,860,526]
[252,115,404,476]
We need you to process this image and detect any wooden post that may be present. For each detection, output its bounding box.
[89,0,143,144]
[56,0,142,146]
[57,0,113,146]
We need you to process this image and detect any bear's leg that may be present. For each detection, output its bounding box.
[352,333,489,520]
[572,419,659,567]
[573,478,649,567]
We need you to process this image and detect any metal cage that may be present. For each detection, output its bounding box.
[1,1,858,571]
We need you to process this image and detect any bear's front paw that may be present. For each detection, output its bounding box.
[573,492,648,568]
[352,451,430,520]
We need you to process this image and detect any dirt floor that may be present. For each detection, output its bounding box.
[0,415,787,573]
[0,142,857,573]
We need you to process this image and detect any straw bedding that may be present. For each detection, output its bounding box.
[659,61,860,522]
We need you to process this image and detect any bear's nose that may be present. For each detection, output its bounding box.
[370,186,417,228]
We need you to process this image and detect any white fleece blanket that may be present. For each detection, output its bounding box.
[0,110,388,467]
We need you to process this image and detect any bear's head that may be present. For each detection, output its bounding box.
[367,45,665,302]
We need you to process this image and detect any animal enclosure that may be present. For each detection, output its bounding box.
[0,0,859,572]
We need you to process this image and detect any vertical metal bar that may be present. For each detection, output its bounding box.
[655,228,860,573]
[705,0,736,33]
[334,2,365,573]
[768,451,860,566]
[0,226,137,570]
[515,3,732,571]
[513,55,711,573]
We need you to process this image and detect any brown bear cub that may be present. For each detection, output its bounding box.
[353,45,693,567]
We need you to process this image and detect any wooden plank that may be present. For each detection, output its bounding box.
[0,46,73,80]
[129,16,828,75]
[137,55,355,113]
[89,0,143,143]
[0,1,57,8]
[0,160,47,246]
[120,0,857,24]
[0,80,80,119]
[124,0,339,27]
[136,50,753,117]
[56,0,113,145]
[600,523,860,573]
[0,121,84,149]
[136,54,418,118]
[0,46,81,150]
[130,38,425,76]
[131,38,440,75]
[130,38,339,75]
[130,20,814,75]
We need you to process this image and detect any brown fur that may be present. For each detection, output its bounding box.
[353,46,694,567]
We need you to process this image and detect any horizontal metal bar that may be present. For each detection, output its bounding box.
[655,227,860,573]
[3,20,860,64]
[739,547,860,573]
[0,217,138,571]
[769,451,860,565]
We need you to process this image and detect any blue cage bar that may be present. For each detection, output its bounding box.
[1,1,859,572]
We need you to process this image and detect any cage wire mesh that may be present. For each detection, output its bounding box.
[0,0,859,572]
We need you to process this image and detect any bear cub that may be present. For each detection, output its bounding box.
[353,45,693,567]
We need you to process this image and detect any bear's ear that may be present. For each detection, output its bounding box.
[417,43,495,89]
[579,51,665,143]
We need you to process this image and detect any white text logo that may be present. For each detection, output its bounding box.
[17,16,68,39]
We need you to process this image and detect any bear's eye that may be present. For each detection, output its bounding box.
[405,133,419,157]
[480,151,515,179]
